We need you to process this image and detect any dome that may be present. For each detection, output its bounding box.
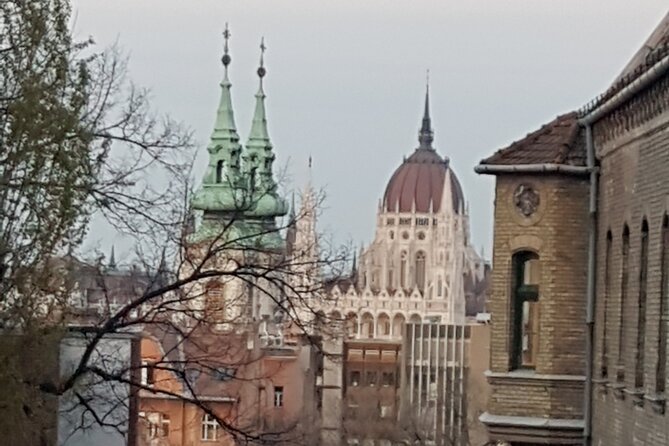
[382,148,464,214]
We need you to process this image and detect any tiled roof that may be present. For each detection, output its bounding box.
[479,112,586,167]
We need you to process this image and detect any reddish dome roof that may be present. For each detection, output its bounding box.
[383,148,464,214]
[383,87,465,214]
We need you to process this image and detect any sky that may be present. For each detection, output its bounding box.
[72,0,668,259]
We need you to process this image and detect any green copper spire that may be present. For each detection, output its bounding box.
[192,24,244,214]
[243,38,287,219]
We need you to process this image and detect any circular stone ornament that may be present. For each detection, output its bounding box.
[513,183,540,217]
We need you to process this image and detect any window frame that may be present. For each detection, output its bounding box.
[201,413,219,441]
[274,386,284,408]
[510,251,540,370]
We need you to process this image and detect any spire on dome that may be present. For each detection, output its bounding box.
[418,70,434,150]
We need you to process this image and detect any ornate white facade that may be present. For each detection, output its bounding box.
[313,88,487,337]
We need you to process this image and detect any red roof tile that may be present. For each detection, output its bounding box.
[479,112,586,167]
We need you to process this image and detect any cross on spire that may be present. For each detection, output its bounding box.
[221,23,232,70]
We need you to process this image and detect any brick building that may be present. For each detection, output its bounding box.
[476,9,669,446]
[584,12,669,446]
[475,113,590,444]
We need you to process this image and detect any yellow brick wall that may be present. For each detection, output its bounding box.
[487,174,589,421]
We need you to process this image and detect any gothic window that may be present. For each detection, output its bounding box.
[389,230,394,240]
[437,278,443,297]
[618,224,630,382]
[402,231,409,240]
[511,251,540,370]
[216,160,224,183]
[417,231,426,241]
[657,215,669,394]
[601,230,612,378]
[415,252,426,292]
[636,219,649,389]
[400,252,408,289]
[387,269,394,288]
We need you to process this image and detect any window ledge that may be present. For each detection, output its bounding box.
[644,392,666,415]
[608,382,626,400]
[485,369,585,383]
[622,387,645,406]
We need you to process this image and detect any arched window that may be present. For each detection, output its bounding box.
[511,251,540,370]
[400,252,407,289]
[618,224,630,382]
[387,269,394,289]
[636,219,649,389]
[415,252,426,292]
[215,160,224,183]
[437,278,443,297]
[657,215,669,394]
[601,230,612,378]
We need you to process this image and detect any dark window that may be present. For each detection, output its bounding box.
[618,225,630,382]
[602,231,613,378]
[381,372,394,387]
[274,386,284,407]
[366,371,377,387]
[141,361,156,386]
[511,251,540,370]
[415,252,426,292]
[658,216,669,394]
[350,371,360,387]
[216,160,224,183]
[636,219,649,389]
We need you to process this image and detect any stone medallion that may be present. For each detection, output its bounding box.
[513,183,540,217]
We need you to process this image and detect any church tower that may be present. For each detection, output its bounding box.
[187,28,288,329]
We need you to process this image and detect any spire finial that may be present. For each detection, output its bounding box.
[418,70,434,150]
[257,37,267,89]
[222,23,232,76]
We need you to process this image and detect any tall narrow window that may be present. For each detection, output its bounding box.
[215,160,224,183]
[657,215,669,394]
[400,252,407,289]
[636,219,649,389]
[601,231,613,378]
[387,269,394,288]
[274,386,284,407]
[618,224,630,382]
[511,252,540,370]
[415,251,426,292]
[201,413,218,441]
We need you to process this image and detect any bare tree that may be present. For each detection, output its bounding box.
[0,1,348,445]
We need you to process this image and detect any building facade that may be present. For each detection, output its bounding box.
[476,9,669,446]
[312,87,490,446]
[586,12,669,446]
[476,114,590,445]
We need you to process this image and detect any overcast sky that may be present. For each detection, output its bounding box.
[73,0,668,259]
